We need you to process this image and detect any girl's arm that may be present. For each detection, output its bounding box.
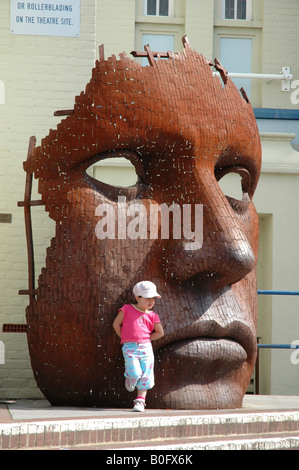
[150,322,164,341]
[112,310,124,338]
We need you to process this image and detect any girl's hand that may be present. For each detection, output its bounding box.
[150,323,164,341]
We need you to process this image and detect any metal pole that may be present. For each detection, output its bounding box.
[258,290,299,295]
[213,67,293,91]
[258,344,299,349]
[226,73,290,80]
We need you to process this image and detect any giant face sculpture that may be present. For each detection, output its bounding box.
[23,38,261,409]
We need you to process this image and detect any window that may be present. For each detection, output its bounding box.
[144,0,172,17]
[220,37,252,97]
[142,34,175,66]
[223,0,251,20]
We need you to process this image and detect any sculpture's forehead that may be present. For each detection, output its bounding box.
[91,52,259,162]
[27,48,261,181]
[94,53,228,130]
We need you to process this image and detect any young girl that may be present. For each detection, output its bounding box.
[112,281,164,412]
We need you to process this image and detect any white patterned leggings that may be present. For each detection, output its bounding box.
[122,342,155,390]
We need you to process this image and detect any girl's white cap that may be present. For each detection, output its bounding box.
[133,281,161,298]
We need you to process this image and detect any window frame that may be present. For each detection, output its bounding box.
[143,0,174,18]
[213,28,262,107]
[222,0,252,21]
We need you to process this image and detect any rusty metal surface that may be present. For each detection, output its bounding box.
[21,37,261,409]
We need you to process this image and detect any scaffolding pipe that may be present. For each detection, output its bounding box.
[255,288,299,394]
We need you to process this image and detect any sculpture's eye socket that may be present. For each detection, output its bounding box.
[84,150,150,201]
[215,166,251,212]
[86,157,138,187]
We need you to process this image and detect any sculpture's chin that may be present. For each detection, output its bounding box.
[147,381,246,410]
[145,339,255,410]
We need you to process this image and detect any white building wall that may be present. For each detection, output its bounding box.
[254,134,299,396]
[262,0,299,109]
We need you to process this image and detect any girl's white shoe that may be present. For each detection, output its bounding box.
[132,399,145,412]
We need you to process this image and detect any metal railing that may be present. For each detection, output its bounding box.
[252,290,299,394]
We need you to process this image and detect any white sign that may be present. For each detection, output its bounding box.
[10,1,80,37]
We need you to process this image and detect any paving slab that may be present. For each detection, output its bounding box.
[2,394,299,422]
[1,395,299,451]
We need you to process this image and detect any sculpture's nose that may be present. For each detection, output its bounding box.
[160,169,256,291]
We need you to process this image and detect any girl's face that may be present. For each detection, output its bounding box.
[136,296,156,312]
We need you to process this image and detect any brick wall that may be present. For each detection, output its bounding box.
[96,0,135,57]
[185,0,214,59]
[262,0,299,109]
[0,0,96,399]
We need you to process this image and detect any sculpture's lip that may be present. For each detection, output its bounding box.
[158,337,248,373]
[157,320,256,365]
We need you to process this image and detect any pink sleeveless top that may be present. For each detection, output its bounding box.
[119,304,161,344]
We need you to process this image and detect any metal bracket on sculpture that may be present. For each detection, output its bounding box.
[213,58,229,85]
[17,136,42,302]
